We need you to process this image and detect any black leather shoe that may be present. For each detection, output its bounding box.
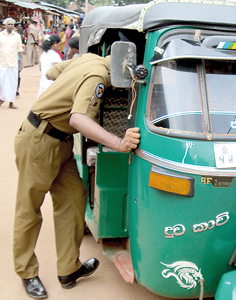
[58,258,99,289]
[22,276,48,299]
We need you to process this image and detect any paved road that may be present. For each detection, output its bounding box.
[0,59,212,300]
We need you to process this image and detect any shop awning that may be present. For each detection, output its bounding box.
[40,1,81,17]
[45,10,60,16]
[4,0,43,9]
[2,0,82,17]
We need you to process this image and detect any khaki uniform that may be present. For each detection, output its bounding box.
[13,53,111,278]
[34,27,40,64]
[26,23,38,66]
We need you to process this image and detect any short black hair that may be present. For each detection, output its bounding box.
[68,37,79,49]
[41,34,61,52]
[68,23,74,30]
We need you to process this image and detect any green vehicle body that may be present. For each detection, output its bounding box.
[73,1,236,298]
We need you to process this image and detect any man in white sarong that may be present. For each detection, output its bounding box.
[0,18,23,109]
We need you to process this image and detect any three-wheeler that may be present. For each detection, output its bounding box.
[73,1,236,298]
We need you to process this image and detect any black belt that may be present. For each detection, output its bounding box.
[27,110,71,141]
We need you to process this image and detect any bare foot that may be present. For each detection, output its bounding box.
[9,102,18,109]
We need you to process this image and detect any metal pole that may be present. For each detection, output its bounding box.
[85,0,88,14]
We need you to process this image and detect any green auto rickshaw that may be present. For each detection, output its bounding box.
[73,1,236,298]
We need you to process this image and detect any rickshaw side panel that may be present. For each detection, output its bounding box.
[74,133,130,241]
[128,153,236,298]
[92,151,130,239]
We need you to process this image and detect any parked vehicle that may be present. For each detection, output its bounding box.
[73,1,236,299]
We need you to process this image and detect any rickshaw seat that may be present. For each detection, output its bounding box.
[87,146,115,167]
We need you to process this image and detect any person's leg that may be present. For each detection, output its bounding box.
[7,67,19,108]
[16,61,21,96]
[26,44,33,67]
[0,67,18,108]
[0,66,7,104]
[32,44,36,67]
[35,45,39,64]
[13,119,62,279]
[50,144,87,276]
[50,152,99,289]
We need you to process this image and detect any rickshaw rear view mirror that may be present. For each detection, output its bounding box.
[111,41,137,88]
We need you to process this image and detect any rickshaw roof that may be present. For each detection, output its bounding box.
[80,0,236,52]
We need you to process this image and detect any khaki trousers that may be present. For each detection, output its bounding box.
[13,119,86,279]
[35,45,39,64]
[26,43,35,66]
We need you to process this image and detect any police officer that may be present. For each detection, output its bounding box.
[13,53,140,299]
[25,18,38,67]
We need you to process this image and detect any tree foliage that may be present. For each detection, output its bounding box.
[42,0,72,8]
[91,0,149,6]
[42,0,149,9]
[112,0,149,5]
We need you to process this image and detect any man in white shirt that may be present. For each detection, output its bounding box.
[0,18,23,109]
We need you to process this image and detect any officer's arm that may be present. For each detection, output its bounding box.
[70,113,140,153]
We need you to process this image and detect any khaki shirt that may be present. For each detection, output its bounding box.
[0,30,23,67]
[27,24,38,44]
[32,53,111,134]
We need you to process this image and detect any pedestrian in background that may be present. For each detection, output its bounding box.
[61,23,73,59]
[25,18,38,68]
[71,16,84,39]
[57,19,63,34]
[66,36,79,60]
[48,25,59,36]
[0,18,23,109]
[0,21,5,32]
[14,22,23,96]
[59,26,66,55]
[33,17,40,65]
[37,34,62,98]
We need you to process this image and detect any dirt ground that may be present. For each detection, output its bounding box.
[0,55,213,300]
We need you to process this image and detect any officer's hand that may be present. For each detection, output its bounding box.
[119,127,140,153]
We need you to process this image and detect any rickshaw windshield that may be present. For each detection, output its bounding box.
[148,58,236,137]
[206,60,236,134]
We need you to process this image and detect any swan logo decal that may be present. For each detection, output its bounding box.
[161,261,203,289]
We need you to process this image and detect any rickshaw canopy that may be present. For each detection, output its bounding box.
[80,0,236,53]
[150,36,236,65]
